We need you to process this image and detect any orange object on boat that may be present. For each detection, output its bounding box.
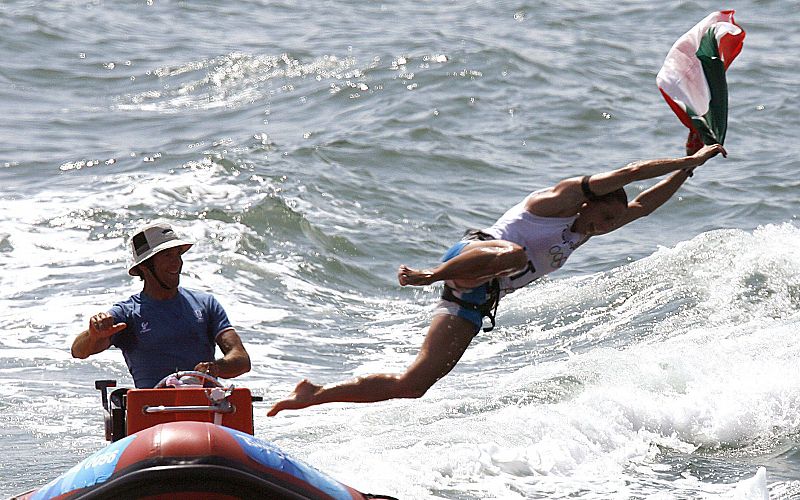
[126,386,254,436]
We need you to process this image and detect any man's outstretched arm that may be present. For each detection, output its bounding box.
[612,168,695,229]
[586,143,726,197]
[529,144,726,218]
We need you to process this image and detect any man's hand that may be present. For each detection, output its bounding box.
[692,143,728,162]
[194,361,220,377]
[88,312,126,339]
[72,312,126,359]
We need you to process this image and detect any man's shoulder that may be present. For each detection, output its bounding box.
[526,181,583,218]
[178,288,230,329]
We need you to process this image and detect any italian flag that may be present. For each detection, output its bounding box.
[656,10,745,146]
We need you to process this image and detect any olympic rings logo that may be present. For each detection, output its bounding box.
[549,245,567,268]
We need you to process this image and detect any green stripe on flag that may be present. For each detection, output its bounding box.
[694,27,729,145]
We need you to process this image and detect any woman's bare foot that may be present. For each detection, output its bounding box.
[267,379,322,416]
[397,265,436,286]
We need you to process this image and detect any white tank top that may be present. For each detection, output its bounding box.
[483,193,587,294]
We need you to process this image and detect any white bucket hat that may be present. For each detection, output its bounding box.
[128,221,194,276]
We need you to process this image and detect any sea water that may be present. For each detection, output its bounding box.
[1,1,799,498]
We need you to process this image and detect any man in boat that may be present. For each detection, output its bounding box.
[268,138,726,416]
[71,221,251,388]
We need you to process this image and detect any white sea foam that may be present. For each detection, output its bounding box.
[260,224,800,499]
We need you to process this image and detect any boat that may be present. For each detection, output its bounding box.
[11,372,397,500]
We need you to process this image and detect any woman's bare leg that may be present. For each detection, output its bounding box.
[398,240,526,288]
[267,314,478,416]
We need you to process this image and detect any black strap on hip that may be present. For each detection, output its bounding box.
[441,279,501,332]
[441,228,502,332]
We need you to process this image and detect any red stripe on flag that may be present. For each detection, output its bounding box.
[718,10,746,70]
[659,88,697,133]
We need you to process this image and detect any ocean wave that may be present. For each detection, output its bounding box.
[114,51,364,112]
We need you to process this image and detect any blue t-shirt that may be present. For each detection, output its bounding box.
[108,287,233,388]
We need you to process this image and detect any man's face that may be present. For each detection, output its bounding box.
[581,200,626,236]
[145,247,184,289]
